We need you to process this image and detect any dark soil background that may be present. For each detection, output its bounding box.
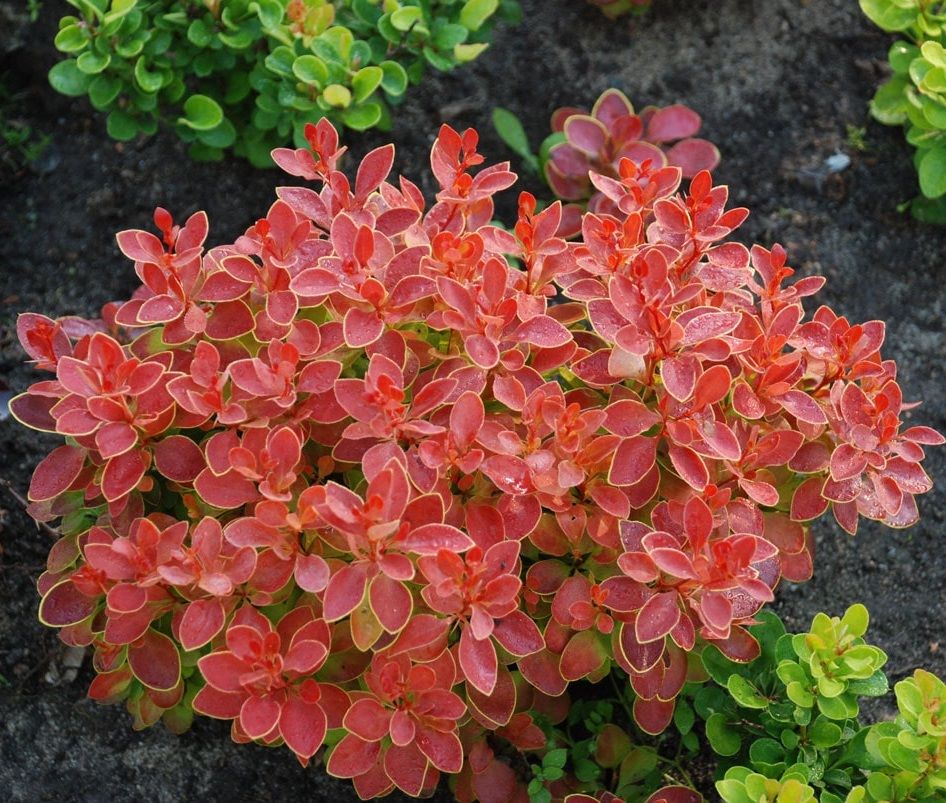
[1,0,945,800]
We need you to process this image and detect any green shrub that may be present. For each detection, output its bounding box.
[50,0,519,164]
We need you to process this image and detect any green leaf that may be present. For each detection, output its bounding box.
[910,194,946,224]
[77,51,111,74]
[817,692,857,721]
[249,0,283,30]
[433,22,469,50]
[342,101,383,131]
[380,60,409,96]
[106,109,138,141]
[810,716,844,748]
[918,145,946,198]
[492,107,538,172]
[89,74,122,108]
[179,94,224,131]
[423,44,455,71]
[544,748,567,769]
[840,604,869,638]
[618,746,658,785]
[321,25,354,60]
[889,42,920,74]
[859,0,917,31]
[352,66,383,102]
[197,118,237,148]
[749,737,785,768]
[187,19,213,47]
[922,40,946,69]
[673,700,695,736]
[103,0,136,24]
[453,42,488,63]
[133,57,163,93]
[460,0,498,31]
[870,76,910,125]
[847,669,889,698]
[293,55,329,87]
[390,5,423,31]
[49,60,92,97]
[727,675,769,709]
[323,83,352,108]
[706,712,742,756]
[54,23,90,53]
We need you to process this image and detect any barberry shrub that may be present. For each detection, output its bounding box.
[12,118,941,801]
[860,0,946,222]
[493,89,720,234]
[49,0,519,165]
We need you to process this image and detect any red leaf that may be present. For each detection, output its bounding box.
[327,734,382,779]
[369,574,412,634]
[635,592,681,643]
[179,598,226,651]
[355,144,395,199]
[459,625,498,695]
[39,580,96,627]
[240,694,280,739]
[280,695,328,762]
[560,629,608,681]
[633,696,675,735]
[415,726,463,774]
[467,665,516,726]
[401,523,474,555]
[101,449,147,502]
[609,436,657,487]
[492,610,544,656]
[323,564,368,621]
[29,445,85,502]
[128,628,181,691]
[153,435,205,483]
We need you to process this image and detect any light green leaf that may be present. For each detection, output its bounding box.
[179,94,224,131]
[54,23,90,53]
[293,55,329,86]
[919,145,946,198]
[133,57,163,93]
[49,60,92,96]
[352,65,383,102]
[341,100,382,130]
[706,712,741,756]
[460,0,498,31]
[76,51,111,74]
[380,60,409,96]
[390,5,423,31]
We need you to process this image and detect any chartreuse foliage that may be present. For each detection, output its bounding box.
[49,0,519,165]
[700,606,946,803]
[10,119,942,801]
[860,0,946,222]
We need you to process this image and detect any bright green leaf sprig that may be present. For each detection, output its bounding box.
[860,0,946,222]
[777,604,888,722]
[863,669,946,801]
[691,604,946,803]
[49,0,521,165]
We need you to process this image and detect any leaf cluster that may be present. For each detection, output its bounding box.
[49,0,519,164]
[860,0,946,221]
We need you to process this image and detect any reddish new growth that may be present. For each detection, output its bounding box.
[546,88,720,214]
[13,116,941,801]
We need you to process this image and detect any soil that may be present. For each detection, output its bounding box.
[0,0,945,800]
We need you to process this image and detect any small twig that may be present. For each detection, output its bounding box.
[0,478,60,538]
